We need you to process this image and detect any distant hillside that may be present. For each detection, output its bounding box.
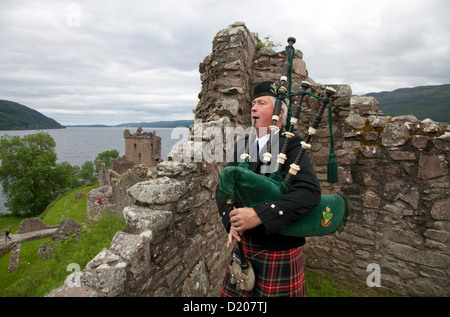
[365,84,450,123]
[67,120,194,128]
[0,100,64,130]
[115,120,194,128]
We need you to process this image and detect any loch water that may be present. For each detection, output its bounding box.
[0,127,189,214]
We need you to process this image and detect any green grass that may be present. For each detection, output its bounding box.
[0,213,125,296]
[39,184,99,225]
[0,214,23,235]
[306,270,397,297]
[0,184,125,297]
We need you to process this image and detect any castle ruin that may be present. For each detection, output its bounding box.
[86,127,162,219]
[124,126,162,168]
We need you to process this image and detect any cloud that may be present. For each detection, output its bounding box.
[0,0,449,125]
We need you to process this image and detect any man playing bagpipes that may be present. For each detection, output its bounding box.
[216,81,321,297]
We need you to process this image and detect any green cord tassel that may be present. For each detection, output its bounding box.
[326,98,339,183]
[327,149,339,183]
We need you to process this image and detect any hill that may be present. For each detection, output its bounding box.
[364,84,450,123]
[0,100,65,130]
[66,120,194,128]
[115,120,194,128]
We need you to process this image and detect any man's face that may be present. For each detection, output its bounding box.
[251,95,283,137]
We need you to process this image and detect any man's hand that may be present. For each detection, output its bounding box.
[229,207,262,233]
[226,207,262,248]
[227,225,241,248]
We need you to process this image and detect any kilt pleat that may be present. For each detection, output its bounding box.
[221,235,306,297]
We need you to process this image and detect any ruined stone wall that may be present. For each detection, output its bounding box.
[48,22,449,297]
[87,163,150,220]
[302,88,450,296]
[49,159,226,297]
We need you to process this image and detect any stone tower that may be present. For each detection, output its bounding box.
[124,126,162,167]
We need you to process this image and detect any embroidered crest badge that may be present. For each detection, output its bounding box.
[269,82,278,95]
[321,207,333,227]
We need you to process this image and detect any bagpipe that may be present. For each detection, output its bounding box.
[218,37,348,291]
[219,37,348,239]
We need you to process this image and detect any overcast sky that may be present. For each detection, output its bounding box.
[0,0,449,126]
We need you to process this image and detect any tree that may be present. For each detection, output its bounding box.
[72,150,120,186]
[94,149,119,175]
[78,161,97,185]
[0,132,76,216]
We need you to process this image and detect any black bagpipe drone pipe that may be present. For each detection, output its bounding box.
[219,37,348,239]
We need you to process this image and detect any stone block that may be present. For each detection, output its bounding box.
[127,177,186,205]
[157,161,198,177]
[82,264,127,297]
[345,110,367,129]
[381,121,410,147]
[360,146,385,159]
[418,154,449,180]
[181,261,209,297]
[368,115,388,128]
[123,206,172,234]
[8,242,20,273]
[83,248,127,297]
[350,96,380,114]
[110,231,151,276]
[363,190,381,208]
[388,227,424,247]
[433,132,450,152]
[388,150,416,161]
[431,197,450,221]
[411,135,429,149]
[388,242,449,268]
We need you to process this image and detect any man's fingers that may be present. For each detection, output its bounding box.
[226,228,242,248]
[227,233,233,248]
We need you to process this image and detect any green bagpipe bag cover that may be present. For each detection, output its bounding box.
[278,193,348,237]
[219,164,348,237]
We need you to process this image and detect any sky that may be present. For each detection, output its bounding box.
[0,0,449,126]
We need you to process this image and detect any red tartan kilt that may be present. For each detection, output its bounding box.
[221,235,306,297]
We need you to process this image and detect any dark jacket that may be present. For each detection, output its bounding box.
[216,132,321,251]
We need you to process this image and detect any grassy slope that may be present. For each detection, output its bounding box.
[39,184,99,225]
[0,184,125,297]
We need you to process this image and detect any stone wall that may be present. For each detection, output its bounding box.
[49,158,226,297]
[48,22,449,297]
[17,218,58,234]
[302,89,450,296]
[87,163,150,220]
